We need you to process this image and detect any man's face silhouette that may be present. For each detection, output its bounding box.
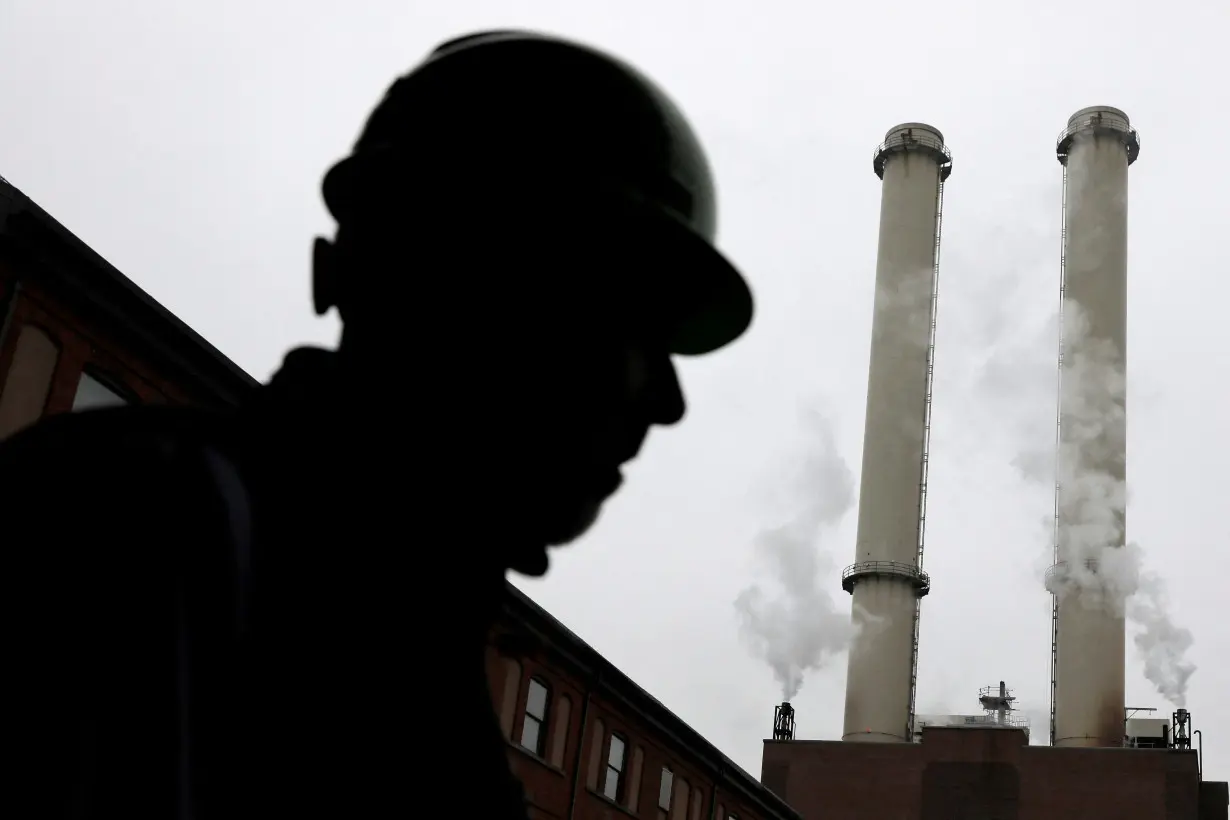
[315,209,688,573]
[473,232,690,571]
[529,309,686,549]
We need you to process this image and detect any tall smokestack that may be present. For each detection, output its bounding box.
[841,124,950,743]
[1048,106,1139,748]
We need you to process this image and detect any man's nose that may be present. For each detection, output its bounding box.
[649,357,685,426]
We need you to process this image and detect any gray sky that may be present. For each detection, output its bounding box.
[3,0,1227,782]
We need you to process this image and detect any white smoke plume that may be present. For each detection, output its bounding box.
[1103,544,1197,707]
[733,266,928,701]
[734,408,857,701]
[1049,300,1127,599]
[1031,299,1197,706]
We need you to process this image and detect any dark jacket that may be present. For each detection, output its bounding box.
[3,347,528,818]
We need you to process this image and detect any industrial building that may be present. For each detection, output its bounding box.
[0,174,256,438]
[765,110,1228,819]
[0,173,799,820]
[490,584,801,820]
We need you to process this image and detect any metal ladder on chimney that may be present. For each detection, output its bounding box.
[1049,165,1069,747]
[907,171,946,742]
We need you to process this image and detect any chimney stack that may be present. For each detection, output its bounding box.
[841,124,951,743]
[1048,107,1138,748]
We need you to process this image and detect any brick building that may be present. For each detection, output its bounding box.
[0,175,257,439]
[491,583,801,820]
[2,174,798,820]
[763,725,1229,820]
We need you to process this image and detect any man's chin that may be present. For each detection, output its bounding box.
[551,496,606,545]
[508,546,551,577]
[509,499,604,577]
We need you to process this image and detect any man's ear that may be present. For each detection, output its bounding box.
[312,236,337,317]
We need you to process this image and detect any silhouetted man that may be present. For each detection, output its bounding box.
[3,30,752,818]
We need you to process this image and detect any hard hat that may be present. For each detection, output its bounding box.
[321,30,753,356]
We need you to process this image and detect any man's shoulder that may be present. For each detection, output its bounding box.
[0,404,240,472]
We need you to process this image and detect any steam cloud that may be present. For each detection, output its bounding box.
[1104,544,1197,706]
[734,409,857,701]
[1033,299,1196,706]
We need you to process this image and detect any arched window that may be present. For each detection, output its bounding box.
[659,766,675,813]
[689,784,704,820]
[627,745,645,812]
[586,719,606,790]
[498,658,522,739]
[671,777,690,820]
[604,733,628,802]
[519,677,550,756]
[0,324,60,439]
[548,695,572,768]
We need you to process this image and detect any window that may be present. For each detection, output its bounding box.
[658,767,674,811]
[672,779,690,820]
[548,696,572,768]
[603,734,627,802]
[628,746,645,813]
[586,719,606,790]
[519,677,550,756]
[498,659,522,739]
[73,369,129,411]
[0,324,58,439]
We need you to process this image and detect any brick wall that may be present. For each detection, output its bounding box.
[487,619,785,820]
[764,727,1212,820]
[0,262,204,438]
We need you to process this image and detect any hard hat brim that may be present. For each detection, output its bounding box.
[322,154,753,356]
[627,201,754,356]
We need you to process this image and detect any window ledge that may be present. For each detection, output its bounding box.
[506,740,567,777]
[586,787,640,818]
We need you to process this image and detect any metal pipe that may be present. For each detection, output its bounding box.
[708,767,720,820]
[566,672,598,820]
[1194,729,1203,779]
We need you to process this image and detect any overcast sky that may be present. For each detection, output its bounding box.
[3,0,1228,783]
